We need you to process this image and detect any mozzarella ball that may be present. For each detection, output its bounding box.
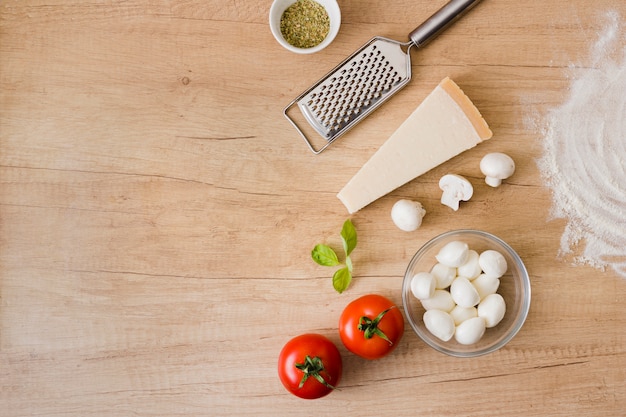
[478,293,506,328]
[430,263,456,289]
[472,273,500,300]
[455,317,486,345]
[423,310,455,342]
[457,250,481,280]
[450,277,480,308]
[420,290,456,312]
[411,272,436,300]
[479,250,508,278]
[412,240,512,346]
[391,199,426,232]
[450,305,478,326]
[435,241,469,267]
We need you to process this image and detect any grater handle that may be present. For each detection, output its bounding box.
[408,0,482,48]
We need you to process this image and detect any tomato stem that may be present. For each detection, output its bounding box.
[358,307,394,345]
[295,355,337,390]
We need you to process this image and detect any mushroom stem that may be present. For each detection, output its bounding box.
[485,176,503,187]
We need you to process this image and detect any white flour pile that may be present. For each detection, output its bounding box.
[534,10,626,278]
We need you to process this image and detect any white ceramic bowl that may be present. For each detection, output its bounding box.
[402,230,531,357]
[269,0,341,54]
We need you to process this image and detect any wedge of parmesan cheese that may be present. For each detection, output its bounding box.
[337,77,492,214]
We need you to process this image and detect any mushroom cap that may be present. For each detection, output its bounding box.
[391,199,426,232]
[438,174,474,197]
[480,153,516,179]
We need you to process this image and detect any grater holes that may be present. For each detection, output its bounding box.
[301,41,408,135]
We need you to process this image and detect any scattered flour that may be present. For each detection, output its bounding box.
[534,10,626,278]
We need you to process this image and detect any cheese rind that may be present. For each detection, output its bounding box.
[337,77,492,214]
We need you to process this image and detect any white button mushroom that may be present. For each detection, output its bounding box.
[438,174,474,211]
[430,263,456,289]
[423,309,456,342]
[457,250,482,280]
[479,250,508,278]
[435,241,469,267]
[410,272,436,300]
[454,317,486,345]
[391,199,426,232]
[478,293,506,328]
[480,153,515,187]
[450,277,481,308]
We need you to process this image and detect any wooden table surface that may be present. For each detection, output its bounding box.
[2,1,625,415]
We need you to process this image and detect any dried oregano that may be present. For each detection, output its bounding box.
[280,0,330,49]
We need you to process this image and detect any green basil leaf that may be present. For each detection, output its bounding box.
[340,219,357,257]
[311,244,340,267]
[332,267,352,294]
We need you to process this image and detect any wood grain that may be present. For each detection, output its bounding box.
[1,1,625,416]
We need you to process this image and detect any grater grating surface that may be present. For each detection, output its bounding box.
[296,38,412,144]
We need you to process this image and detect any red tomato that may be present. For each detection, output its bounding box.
[339,294,404,360]
[277,333,342,399]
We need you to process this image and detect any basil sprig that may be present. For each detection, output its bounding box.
[311,219,357,293]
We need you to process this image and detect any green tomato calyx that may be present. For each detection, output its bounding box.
[358,307,394,345]
[295,355,337,390]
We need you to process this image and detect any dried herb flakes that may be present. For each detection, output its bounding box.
[280,0,330,49]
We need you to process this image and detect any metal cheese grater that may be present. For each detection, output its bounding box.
[284,0,483,154]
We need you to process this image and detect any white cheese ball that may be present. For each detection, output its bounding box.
[455,317,486,345]
[413,240,512,345]
[420,289,456,312]
[423,309,455,342]
[457,250,481,280]
[479,250,508,278]
[450,305,478,326]
[430,263,456,289]
[472,273,500,300]
[478,293,506,328]
[391,199,426,232]
[450,277,481,308]
[410,272,436,300]
[435,241,469,267]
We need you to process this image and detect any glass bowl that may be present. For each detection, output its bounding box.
[402,230,531,357]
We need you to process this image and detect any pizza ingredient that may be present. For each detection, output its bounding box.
[413,242,509,344]
[391,199,426,232]
[278,333,342,399]
[339,294,404,360]
[311,219,357,293]
[439,174,474,211]
[410,272,437,300]
[480,152,515,187]
[435,240,469,267]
